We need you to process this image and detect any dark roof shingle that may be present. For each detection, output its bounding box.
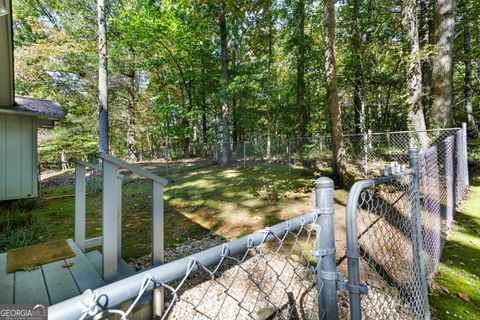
[12,96,64,119]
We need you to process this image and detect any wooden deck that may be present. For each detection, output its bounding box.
[0,239,134,306]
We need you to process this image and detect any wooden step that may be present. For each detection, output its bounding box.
[0,239,105,305]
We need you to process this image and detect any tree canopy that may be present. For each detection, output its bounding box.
[12,0,479,167]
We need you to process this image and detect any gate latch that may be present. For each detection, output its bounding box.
[335,272,368,294]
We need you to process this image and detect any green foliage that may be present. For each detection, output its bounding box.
[11,0,479,167]
[0,206,48,252]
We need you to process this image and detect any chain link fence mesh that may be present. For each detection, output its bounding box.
[353,173,429,319]
[81,213,322,320]
[347,128,469,319]
[48,127,469,320]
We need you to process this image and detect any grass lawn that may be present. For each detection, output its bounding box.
[429,171,480,319]
[0,163,349,263]
[3,159,478,317]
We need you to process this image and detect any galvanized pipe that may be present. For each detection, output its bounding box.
[315,177,338,319]
[409,149,431,319]
[345,169,414,320]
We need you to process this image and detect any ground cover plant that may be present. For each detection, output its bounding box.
[0,162,348,264]
[428,166,480,319]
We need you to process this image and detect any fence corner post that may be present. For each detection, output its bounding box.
[409,149,431,320]
[462,122,469,187]
[315,176,338,320]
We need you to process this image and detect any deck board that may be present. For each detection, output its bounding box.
[42,259,81,304]
[1,239,107,306]
[0,253,14,303]
[65,239,105,292]
[15,267,49,305]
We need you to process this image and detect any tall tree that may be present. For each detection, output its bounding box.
[324,0,346,183]
[348,0,368,134]
[461,0,478,138]
[219,1,230,164]
[402,0,429,147]
[295,0,308,138]
[431,0,456,127]
[126,71,139,161]
[98,0,109,154]
[419,0,432,127]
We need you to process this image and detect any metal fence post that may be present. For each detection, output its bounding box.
[462,123,469,187]
[243,140,247,169]
[453,133,458,208]
[315,177,338,320]
[74,163,86,252]
[165,148,170,176]
[288,138,291,174]
[363,132,368,177]
[409,149,431,319]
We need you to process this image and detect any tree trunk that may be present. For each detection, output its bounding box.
[419,0,432,128]
[97,0,108,154]
[126,72,138,162]
[431,0,455,127]
[462,2,478,138]
[219,2,230,165]
[324,0,346,183]
[402,0,429,148]
[349,0,368,133]
[296,0,308,138]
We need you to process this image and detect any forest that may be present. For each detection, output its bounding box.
[13,0,479,177]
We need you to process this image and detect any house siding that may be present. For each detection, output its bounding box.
[0,114,38,200]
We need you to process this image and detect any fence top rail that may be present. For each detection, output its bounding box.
[99,153,168,185]
[73,159,101,171]
[345,168,415,222]
[48,209,319,320]
[220,127,461,144]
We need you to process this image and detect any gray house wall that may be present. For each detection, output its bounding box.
[0,114,38,200]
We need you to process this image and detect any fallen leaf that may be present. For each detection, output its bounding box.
[457,293,470,302]
[63,262,74,268]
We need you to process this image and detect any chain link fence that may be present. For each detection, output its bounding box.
[48,125,469,320]
[144,127,462,179]
[345,125,469,320]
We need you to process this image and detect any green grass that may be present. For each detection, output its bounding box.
[0,163,319,262]
[429,170,480,319]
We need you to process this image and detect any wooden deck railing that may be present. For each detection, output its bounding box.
[73,155,168,282]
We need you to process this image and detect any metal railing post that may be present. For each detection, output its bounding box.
[462,123,469,187]
[74,163,86,252]
[152,180,165,317]
[409,149,431,319]
[102,159,119,281]
[315,177,338,320]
